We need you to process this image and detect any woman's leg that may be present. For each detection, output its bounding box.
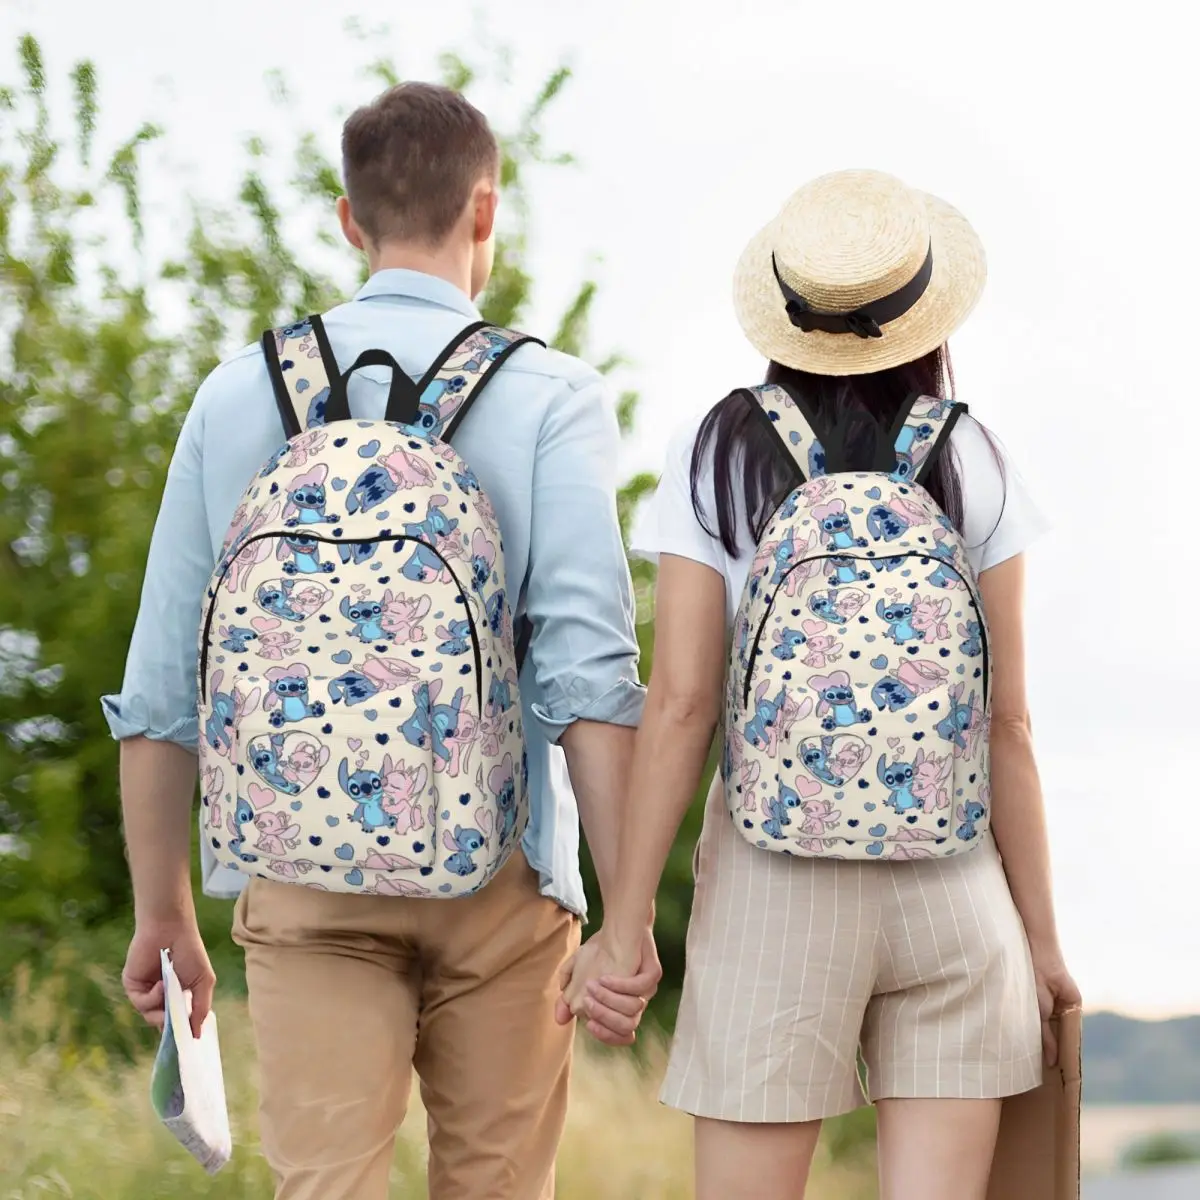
[876,1098,1001,1200]
[695,1117,823,1200]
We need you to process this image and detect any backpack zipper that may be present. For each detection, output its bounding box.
[741,550,988,712]
[199,530,485,713]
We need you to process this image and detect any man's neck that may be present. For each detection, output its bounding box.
[367,242,473,300]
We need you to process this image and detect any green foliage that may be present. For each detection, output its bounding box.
[1121,1131,1200,1168]
[0,33,676,1049]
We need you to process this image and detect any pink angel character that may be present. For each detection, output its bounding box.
[828,737,870,783]
[359,654,422,692]
[379,756,428,835]
[378,444,436,490]
[780,530,821,597]
[257,628,303,661]
[441,705,479,777]
[775,689,814,750]
[476,711,503,759]
[254,810,302,856]
[373,877,432,897]
[911,594,952,644]
[201,765,224,828]
[800,619,843,668]
[912,748,952,812]
[205,670,261,759]
[889,826,938,860]
[358,848,422,871]
[288,582,332,618]
[280,737,330,790]
[800,795,842,839]
[284,428,328,469]
[798,476,837,506]
[268,859,315,879]
[224,500,282,592]
[381,593,431,644]
[893,658,949,695]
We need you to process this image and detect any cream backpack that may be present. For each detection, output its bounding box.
[724,384,991,861]
[198,316,540,897]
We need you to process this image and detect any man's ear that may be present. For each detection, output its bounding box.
[473,179,498,245]
[337,196,366,251]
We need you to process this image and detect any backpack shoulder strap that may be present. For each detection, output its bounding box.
[742,382,829,481]
[885,394,968,485]
[414,322,545,442]
[261,314,342,438]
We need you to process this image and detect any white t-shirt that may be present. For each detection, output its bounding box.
[632,408,1048,625]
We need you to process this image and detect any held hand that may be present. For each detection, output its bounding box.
[555,927,661,1047]
[1031,946,1081,1066]
[122,919,215,1040]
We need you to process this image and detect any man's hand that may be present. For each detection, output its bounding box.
[555,925,661,1047]
[123,919,215,1040]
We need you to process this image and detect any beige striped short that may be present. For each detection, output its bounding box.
[661,778,1043,1123]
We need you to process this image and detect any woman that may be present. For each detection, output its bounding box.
[563,170,1080,1200]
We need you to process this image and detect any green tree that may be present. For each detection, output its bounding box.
[0,32,692,1045]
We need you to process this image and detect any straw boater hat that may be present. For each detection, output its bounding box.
[733,169,986,376]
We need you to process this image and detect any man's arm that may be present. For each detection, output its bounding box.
[103,395,218,1037]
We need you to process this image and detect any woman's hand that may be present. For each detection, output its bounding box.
[1031,944,1081,1066]
[556,926,661,1047]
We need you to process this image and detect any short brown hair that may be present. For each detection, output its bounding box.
[341,82,499,246]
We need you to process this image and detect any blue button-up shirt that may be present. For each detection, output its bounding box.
[101,269,645,916]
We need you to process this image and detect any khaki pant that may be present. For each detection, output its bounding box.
[232,853,581,1200]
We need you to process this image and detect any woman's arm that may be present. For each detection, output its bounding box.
[978,553,1081,1060]
[560,553,728,1014]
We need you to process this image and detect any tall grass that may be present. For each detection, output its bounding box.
[0,965,877,1198]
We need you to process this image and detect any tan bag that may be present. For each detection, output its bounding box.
[987,1007,1082,1200]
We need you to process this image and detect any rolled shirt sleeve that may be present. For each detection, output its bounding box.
[523,373,646,742]
[100,388,217,750]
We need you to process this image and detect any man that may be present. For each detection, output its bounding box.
[106,82,659,1200]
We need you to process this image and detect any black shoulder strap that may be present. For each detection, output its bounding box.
[414,322,544,443]
[261,315,341,438]
[741,382,832,482]
[884,394,968,485]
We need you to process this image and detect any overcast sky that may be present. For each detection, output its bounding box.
[2,0,1196,1017]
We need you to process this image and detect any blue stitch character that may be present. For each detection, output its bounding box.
[890,421,934,483]
[867,503,910,542]
[399,682,465,768]
[487,670,517,717]
[813,500,868,551]
[871,676,916,712]
[925,529,960,588]
[770,530,802,585]
[811,670,872,731]
[404,495,458,543]
[259,444,289,478]
[255,580,303,622]
[345,463,396,516]
[414,375,468,437]
[743,684,788,751]
[443,824,485,876]
[801,736,843,786]
[869,554,909,574]
[877,598,920,645]
[401,543,446,583]
[955,800,984,841]
[305,385,330,429]
[808,440,826,478]
[453,465,480,494]
[460,329,511,372]
[204,671,259,754]
[278,533,334,575]
[771,627,808,660]
[878,753,920,813]
[436,619,472,656]
[340,592,390,643]
[936,685,977,751]
[338,757,393,833]
[762,783,803,840]
[225,794,260,863]
[489,758,519,844]
[250,734,301,795]
[283,467,338,527]
[779,489,802,519]
[338,540,379,566]
[958,620,982,657]
[219,624,258,653]
[327,670,377,706]
[485,590,509,639]
[264,665,325,727]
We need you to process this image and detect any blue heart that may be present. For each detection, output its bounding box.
[295,378,310,393]
[913,732,925,741]
[851,507,864,515]
[326,633,338,640]
[863,801,876,811]
[438,883,453,893]
[866,842,884,856]
[334,437,348,448]
[375,510,390,520]
[957,664,966,675]
[330,478,347,491]
[376,835,391,846]
[317,786,331,798]
[290,801,303,811]
[869,824,887,837]
[332,649,352,665]
[364,708,377,721]
[849,650,860,660]
[905,713,918,723]
[847,819,859,827]
[235,606,247,615]
[325,816,340,827]
[834,791,845,801]
[412,842,425,853]
[865,487,882,500]
[344,868,364,887]
[865,634,876,643]
[871,655,888,669]
[358,439,382,458]
[375,733,389,745]
[334,843,355,860]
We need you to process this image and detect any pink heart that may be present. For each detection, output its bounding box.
[887,737,903,750]
[247,783,275,810]
[794,774,822,798]
[802,619,826,636]
[251,616,281,633]
[347,738,362,752]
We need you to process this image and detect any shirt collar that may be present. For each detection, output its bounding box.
[353,268,481,320]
